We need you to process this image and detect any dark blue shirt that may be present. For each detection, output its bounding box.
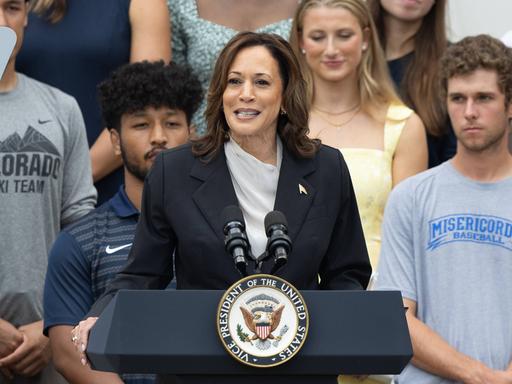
[44,186,155,383]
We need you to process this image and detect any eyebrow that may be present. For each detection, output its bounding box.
[228,71,272,77]
[130,110,178,117]
[448,91,496,97]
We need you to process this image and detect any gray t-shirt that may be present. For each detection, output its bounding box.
[0,73,96,329]
[376,161,512,384]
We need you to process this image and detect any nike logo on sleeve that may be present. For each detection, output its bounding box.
[105,243,132,254]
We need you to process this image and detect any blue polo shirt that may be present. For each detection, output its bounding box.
[43,186,155,383]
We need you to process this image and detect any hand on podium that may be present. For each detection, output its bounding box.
[72,317,98,366]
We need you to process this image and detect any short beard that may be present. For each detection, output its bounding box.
[458,128,507,153]
[120,143,148,183]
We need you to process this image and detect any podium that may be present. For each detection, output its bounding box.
[87,290,412,376]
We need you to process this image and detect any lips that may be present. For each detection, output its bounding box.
[322,60,344,68]
[463,126,483,133]
[234,108,260,120]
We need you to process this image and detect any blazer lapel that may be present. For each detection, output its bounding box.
[191,149,238,242]
[274,148,316,242]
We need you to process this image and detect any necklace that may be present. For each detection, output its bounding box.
[313,105,361,130]
[312,103,360,116]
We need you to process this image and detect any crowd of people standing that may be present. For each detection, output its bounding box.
[1,0,511,384]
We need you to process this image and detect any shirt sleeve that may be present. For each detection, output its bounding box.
[43,231,94,335]
[375,180,417,302]
[319,150,372,290]
[60,97,97,227]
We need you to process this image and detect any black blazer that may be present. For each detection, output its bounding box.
[90,143,371,316]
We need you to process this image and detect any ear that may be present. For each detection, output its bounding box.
[362,27,371,51]
[299,31,306,53]
[110,129,122,156]
[188,124,196,138]
[23,2,29,27]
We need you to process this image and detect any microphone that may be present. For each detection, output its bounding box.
[221,205,249,276]
[264,210,292,271]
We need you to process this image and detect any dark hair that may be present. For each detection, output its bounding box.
[368,0,447,137]
[440,35,512,105]
[98,60,202,132]
[192,31,320,160]
[29,0,67,23]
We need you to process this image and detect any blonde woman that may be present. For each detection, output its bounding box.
[291,0,427,281]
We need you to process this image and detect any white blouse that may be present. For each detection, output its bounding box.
[224,136,283,258]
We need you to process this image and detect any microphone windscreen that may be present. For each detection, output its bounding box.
[264,210,288,234]
[221,205,245,227]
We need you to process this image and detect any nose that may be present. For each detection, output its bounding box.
[464,99,478,121]
[325,36,339,56]
[239,81,255,102]
[0,10,6,25]
[150,122,168,146]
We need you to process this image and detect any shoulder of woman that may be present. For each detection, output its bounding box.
[402,111,425,135]
[314,144,345,169]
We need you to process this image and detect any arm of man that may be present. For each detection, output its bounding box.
[405,298,512,384]
[0,319,23,358]
[0,318,23,379]
[61,97,97,225]
[43,231,123,382]
[0,320,50,377]
[49,326,123,384]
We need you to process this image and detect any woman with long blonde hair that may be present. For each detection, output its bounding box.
[290,0,427,285]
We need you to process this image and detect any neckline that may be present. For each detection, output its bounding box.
[315,102,409,153]
[445,161,512,189]
[191,0,293,34]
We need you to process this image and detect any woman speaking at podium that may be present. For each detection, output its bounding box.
[73,32,371,383]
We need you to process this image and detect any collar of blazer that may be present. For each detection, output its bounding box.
[190,141,317,244]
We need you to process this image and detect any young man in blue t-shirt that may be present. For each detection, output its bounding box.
[41,61,202,384]
[376,35,512,383]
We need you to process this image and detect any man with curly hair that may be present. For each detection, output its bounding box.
[40,61,202,384]
[376,35,512,383]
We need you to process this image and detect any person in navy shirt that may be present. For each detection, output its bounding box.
[42,61,202,384]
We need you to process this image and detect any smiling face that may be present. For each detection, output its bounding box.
[112,106,190,182]
[300,5,369,84]
[222,45,283,144]
[380,0,435,22]
[447,69,512,154]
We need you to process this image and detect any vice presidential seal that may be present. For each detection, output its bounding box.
[216,274,309,367]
